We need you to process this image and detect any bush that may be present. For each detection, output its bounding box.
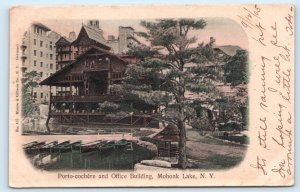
[99,101,120,113]
[218,122,241,132]
[191,118,214,131]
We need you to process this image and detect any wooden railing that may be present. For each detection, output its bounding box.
[51,95,123,102]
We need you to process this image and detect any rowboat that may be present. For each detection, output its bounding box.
[98,139,130,153]
[23,141,39,149]
[51,141,70,153]
[79,140,107,153]
[39,141,58,153]
[24,141,46,154]
[115,139,130,149]
[98,141,116,153]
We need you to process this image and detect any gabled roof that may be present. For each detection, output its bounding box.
[152,124,179,142]
[40,46,128,86]
[213,45,242,57]
[56,36,71,45]
[82,24,107,45]
[72,24,111,50]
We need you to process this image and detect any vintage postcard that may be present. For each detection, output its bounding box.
[9,5,294,187]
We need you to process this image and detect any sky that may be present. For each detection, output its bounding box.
[41,17,248,49]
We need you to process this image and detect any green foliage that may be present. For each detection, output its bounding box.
[191,117,214,131]
[224,50,248,85]
[218,122,241,131]
[126,45,159,61]
[22,71,41,118]
[99,101,120,113]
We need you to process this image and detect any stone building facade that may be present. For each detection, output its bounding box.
[21,22,61,104]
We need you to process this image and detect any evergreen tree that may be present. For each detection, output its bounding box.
[22,71,41,118]
[112,19,226,169]
[224,49,248,85]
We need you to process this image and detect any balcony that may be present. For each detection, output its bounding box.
[51,94,123,103]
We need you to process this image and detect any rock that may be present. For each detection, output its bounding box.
[134,163,170,170]
[140,160,172,168]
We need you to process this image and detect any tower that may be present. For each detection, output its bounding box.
[118,26,134,53]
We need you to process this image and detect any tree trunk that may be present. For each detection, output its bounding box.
[178,120,187,169]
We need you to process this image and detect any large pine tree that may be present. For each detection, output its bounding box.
[110,19,229,169]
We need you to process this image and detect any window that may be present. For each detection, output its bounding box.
[33,92,37,98]
[34,50,37,56]
[40,41,43,47]
[40,72,43,77]
[40,51,43,57]
[40,62,43,67]
[50,41,52,50]
[50,54,53,60]
[34,60,37,66]
[33,39,36,45]
[34,26,39,34]
[40,92,43,98]
[50,63,53,69]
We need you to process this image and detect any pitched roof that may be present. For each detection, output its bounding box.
[213,45,242,57]
[56,36,71,45]
[152,124,179,142]
[82,24,107,45]
[40,46,128,86]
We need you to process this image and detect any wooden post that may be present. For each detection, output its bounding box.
[45,86,52,132]
[107,57,111,95]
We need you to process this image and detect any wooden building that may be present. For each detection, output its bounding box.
[41,46,123,123]
[153,124,179,157]
[56,24,110,70]
[40,45,153,126]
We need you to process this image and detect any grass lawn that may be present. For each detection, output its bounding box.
[186,129,246,169]
[187,129,242,147]
[188,154,244,169]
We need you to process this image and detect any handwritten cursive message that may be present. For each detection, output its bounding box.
[239,5,294,181]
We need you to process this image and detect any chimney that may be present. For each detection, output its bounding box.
[87,20,100,28]
[69,31,76,41]
[108,35,115,41]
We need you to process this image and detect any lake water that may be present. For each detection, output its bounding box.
[22,119,140,134]
[26,143,156,171]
